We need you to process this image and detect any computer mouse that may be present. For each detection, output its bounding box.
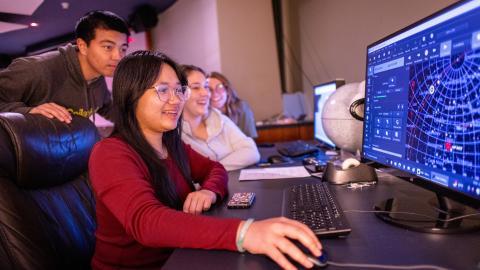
[267,155,289,164]
[306,249,328,268]
[290,240,328,269]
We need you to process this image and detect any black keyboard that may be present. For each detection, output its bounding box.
[277,141,319,157]
[283,183,351,237]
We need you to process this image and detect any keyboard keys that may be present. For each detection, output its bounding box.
[283,183,351,237]
[277,141,319,157]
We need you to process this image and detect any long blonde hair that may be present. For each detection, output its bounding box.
[208,71,242,123]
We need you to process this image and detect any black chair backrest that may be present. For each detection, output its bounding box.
[0,113,99,270]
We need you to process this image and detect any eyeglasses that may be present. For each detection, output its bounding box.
[207,83,226,95]
[188,82,209,92]
[152,84,191,102]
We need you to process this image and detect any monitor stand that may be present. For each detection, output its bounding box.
[375,193,480,234]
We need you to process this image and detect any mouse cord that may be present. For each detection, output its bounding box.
[343,209,480,222]
[327,261,449,270]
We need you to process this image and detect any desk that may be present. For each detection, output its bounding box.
[164,148,480,270]
[256,121,313,143]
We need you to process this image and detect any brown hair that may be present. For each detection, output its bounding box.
[208,71,242,123]
[181,64,207,77]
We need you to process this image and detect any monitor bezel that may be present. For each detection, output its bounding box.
[361,0,480,209]
[312,79,345,149]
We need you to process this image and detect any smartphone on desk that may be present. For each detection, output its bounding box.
[227,192,256,209]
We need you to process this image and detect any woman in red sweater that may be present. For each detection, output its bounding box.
[88,51,322,270]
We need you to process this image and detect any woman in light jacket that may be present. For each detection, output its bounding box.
[181,65,260,171]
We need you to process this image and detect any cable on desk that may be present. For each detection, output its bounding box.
[343,209,480,222]
[327,261,449,270]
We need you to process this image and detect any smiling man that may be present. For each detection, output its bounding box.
[0,11,130,123]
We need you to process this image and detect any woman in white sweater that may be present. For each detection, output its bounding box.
[181,65,260,171]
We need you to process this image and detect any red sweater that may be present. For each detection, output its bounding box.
[88,137,241,269]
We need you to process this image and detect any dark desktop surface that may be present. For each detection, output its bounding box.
[163,148,480,270]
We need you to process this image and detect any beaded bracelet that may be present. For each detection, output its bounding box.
[236,218,255,252]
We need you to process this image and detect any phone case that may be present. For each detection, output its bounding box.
[227,192,256,209]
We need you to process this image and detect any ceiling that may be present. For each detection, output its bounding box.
[0,0,176,57]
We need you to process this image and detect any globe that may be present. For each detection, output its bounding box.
[322,81,365,153]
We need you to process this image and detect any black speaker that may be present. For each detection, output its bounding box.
[128,4,159,33]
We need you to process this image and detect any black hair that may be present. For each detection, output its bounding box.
[75,10,130,45]
[111,50,194,209]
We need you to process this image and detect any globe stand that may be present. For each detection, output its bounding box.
[322,162,378,185]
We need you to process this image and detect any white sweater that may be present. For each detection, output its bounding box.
[182,108,260,171]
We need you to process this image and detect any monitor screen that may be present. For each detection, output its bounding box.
[363,0,480,211]
[313,80,345,148]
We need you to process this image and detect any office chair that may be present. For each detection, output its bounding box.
[0,113,99,269]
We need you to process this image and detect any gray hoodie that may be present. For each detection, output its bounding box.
[0,44,113,120]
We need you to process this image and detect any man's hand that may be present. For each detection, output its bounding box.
[29,103,72,123]
[183,189,217,215]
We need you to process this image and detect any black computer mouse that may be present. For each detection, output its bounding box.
[267,155,289,164]
[306,248,328,269]
[290,240,328,269]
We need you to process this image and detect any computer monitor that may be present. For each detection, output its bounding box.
[313,80,345,148]
[363,0,480,233]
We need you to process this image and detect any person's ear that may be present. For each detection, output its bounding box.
[77,38,88,56]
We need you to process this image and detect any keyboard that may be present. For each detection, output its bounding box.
[277,141,319,157]
[282,183,351,237]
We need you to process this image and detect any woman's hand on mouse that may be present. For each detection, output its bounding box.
[240,217,322,270]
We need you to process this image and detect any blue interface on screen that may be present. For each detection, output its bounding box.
[363,0,480,201]
[314,83,337,148]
